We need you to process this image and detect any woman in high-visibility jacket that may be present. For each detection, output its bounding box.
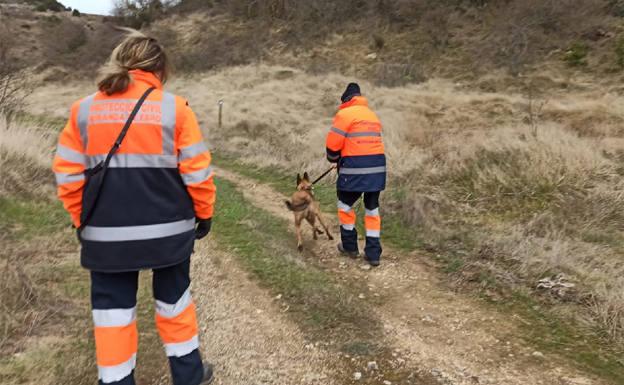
[326,83,386,266]
[52,30,215,385]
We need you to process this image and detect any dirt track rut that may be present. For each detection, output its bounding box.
[189,245,339,385]
[213,165,608,385]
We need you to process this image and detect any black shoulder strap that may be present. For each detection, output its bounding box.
[104,86,156,166]
[79,87,156,231]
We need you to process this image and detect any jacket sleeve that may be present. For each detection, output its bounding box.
[52,102,86,228]
[176,102,216,220]
[326,112,349,163]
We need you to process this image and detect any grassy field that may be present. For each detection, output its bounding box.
[212,153,624,384]
[154,64,624,349]
[212,177,382,348]
[210,176,442,384]
[0,116,171,385]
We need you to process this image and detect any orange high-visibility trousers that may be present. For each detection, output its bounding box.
[337,190,382,261]
[91,259,203,385]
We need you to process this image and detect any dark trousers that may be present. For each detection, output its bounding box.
[91,259,204,385]
[337,190,382,261]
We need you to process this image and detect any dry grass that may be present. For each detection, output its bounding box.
[0,116,95,384]
[0,116,173,384]
[154,65,623,345]
[24,62,624,346]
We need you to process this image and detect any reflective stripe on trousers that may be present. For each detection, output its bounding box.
[337,200,356,231]
[92,307,138,383]
[91,259,203,385]
[155,287,200,358]
[365,208,381,238]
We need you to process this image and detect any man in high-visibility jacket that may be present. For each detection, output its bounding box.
[53,31,215,385]
[326,83,386,267]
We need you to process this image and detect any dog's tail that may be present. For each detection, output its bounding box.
[285,200,294,211]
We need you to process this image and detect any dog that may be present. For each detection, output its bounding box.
[285,172,333,251]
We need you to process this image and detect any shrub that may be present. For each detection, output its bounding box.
[72,9,81,17]
[564,42,589,67]
[373,62,425,87]
[615,37,624,69]
[32,0,67,12]
[607,0,624,17]
[0,27,32,120]
[113,0,167,28]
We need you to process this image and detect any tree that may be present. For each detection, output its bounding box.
[113,0,169,28]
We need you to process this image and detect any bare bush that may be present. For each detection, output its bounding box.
[373,62,425,87]
[38,17,122,77]
[0,26,32,120]
[113,0,171,28]
[479,0,606,75]
[168,20,268,72]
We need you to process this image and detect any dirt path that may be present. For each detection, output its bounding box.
[214,165,608,385]
[186,243,340,385]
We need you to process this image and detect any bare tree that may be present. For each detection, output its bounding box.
[0,26,32,122]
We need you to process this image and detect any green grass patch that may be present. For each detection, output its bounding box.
[494,292,624,384]
[0,198,95,384]
[0,197,68,239]
[212,177,381,344]
[213,153,624,383]
[0,194,169,384]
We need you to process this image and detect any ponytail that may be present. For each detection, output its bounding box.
[97,28,170,95]
[98,66,131,96]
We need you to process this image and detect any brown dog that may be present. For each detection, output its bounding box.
[285,172,333,251]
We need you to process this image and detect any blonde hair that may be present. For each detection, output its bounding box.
[98,28,170,95]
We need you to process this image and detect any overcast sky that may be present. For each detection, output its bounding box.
[58,0,115,15]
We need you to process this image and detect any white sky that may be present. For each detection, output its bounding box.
[58,0,115,15]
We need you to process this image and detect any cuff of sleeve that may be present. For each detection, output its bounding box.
[195,206,214,220]
[71,214,81,228]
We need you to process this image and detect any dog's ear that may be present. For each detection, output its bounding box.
[303,172,310,181]
[296,173,302,185]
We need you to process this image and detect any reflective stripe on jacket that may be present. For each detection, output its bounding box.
[325,96,386,192]
[52,70,216,272]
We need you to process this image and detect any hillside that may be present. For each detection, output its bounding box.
[4,0,624,87]
[1,1,624,385]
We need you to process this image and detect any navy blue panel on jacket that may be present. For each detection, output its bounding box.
[337,154,386,192]
[80,168,196,272]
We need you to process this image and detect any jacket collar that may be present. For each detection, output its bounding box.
[339,96,368,110]
[129,69,163,90]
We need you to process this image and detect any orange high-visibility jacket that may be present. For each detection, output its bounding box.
[52,70,216,272]
[326,96,386,192]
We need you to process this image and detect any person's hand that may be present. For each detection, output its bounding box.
[195,218,212,240]
[72,224,81,242]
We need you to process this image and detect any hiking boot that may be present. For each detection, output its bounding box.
[200,362,214,385]
[365,257,380,267]
[337,243,359,259]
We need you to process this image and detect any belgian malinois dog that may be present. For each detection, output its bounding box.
[285,172,333,251]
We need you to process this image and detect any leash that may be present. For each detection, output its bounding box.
[312,164,337,185]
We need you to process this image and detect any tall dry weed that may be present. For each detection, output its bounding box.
[24,64,624,343]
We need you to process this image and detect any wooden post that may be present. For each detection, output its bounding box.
[218,99,224,129]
